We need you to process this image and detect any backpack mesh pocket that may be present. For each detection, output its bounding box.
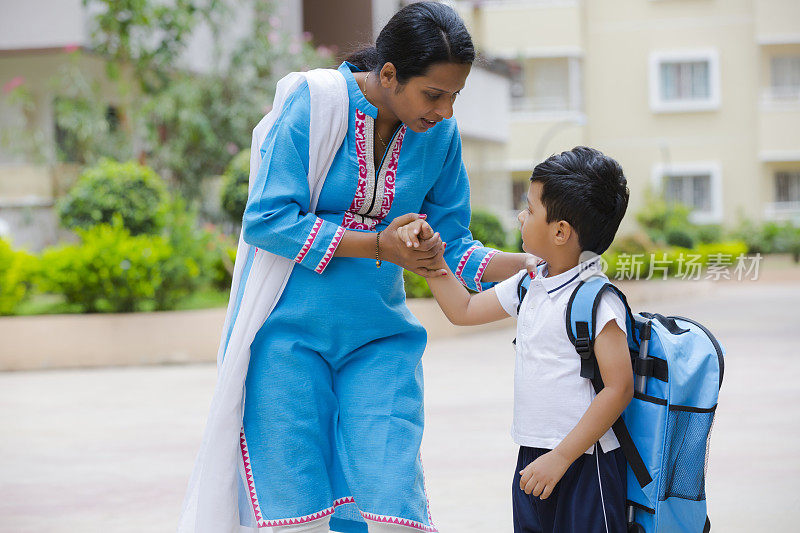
[659,405,716,501]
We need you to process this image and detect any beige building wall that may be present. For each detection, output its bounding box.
[457,0,800,234]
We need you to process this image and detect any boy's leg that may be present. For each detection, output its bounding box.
[512,444,627,533]
[512,446,545,533]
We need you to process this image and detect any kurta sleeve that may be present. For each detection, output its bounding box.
[420,122,499,292]
[242,82,345,274]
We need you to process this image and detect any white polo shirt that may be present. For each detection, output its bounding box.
[494,259,627,455]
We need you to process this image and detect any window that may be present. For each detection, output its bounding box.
[650,51,720,112]
[660,62,710,101]
[775,171,800,203]
[664,174,712,212]
[511,57,581,114]
[770,56,800,100]
[652,162,722,223]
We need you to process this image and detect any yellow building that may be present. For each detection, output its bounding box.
[454,0,800,231]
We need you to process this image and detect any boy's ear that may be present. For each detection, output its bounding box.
[553,220,572,246]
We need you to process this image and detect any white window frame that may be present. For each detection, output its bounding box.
[651,162,723,224]
[649,50,720,113]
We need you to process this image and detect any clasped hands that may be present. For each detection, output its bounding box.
[381,213,447,278]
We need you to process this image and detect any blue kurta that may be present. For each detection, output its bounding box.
[238,62,498,533]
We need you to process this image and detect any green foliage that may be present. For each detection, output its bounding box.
[403,270,433,299]
[636,193,694,245]
[85,0,228,93]
[602,240,749,280]
[732,219,800,261]
[152,198,212,310]
[212,243,238,291]
[665,227,695,249]
[469,209,507,249]
[221,149,251,224]
[58,159,169,235]
[773,224,800,263]
[50,54,132,164]
[39,218,171,313]
[0,239,36,315]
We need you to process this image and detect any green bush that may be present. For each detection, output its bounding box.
[212,244,238,291]
[39,217,171,313]
[636,194,693,245]
[221,149,251,225]
[0,239,36,315]
[403,270,432,298]
[602,240,748,280]
[665,227,696,249]
[695,224,723,245]
[57,158,169,235]
[774,224,800,262]
[469,209,507,249]
[153,198,215,310]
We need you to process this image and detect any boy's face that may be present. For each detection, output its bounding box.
[517,181,553,257]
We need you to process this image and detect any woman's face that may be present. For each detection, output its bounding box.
[381,62,471,133]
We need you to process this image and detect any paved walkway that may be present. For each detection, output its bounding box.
[1,277,798,532]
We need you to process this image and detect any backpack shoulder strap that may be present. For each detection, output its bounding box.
[565,277,635,380]
[564,277,652,488]
[516,273,532,315]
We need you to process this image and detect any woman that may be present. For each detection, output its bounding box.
[185,3,529,533]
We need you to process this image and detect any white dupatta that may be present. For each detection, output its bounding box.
[178,68,349,533]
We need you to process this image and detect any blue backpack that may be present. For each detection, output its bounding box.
[517,274,723,532]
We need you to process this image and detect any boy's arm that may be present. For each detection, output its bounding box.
[519,320,633,498]
[426,258,510,326]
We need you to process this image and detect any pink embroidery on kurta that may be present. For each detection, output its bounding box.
[376,125,406,221]
[474,249,499,292]
[294,217,323,263]
[360,511,438,532]
[344,110,372,230]
[315,226,345,273]
[343,112,405,230]
[241,427,356,527]
[454,244,480,287]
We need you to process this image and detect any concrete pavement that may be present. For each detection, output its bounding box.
[1,277,798,532]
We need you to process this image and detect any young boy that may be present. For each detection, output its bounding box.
[404,146,633,532]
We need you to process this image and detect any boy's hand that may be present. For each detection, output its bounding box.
[519,449,571,499]
[396,217,435,249]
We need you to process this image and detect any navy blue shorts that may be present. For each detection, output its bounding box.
[512,445,627,533]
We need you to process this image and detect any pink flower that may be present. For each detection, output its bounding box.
[3,76,24,94]
[302,31,313,42]
[289,42,301,55]
[64,43,80,53]
[226,142,238,155]
[268,31,280,45]
[269,15,281,29]
[316,45,331,57]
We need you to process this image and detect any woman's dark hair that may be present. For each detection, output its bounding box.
[346,1,474,83]
[530,146,630,255]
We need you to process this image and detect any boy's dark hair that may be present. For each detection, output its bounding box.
[346,1,474,83]
[531,146,629,254]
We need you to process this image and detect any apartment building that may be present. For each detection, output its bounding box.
[455,0,800,231]
[0,0,513,250]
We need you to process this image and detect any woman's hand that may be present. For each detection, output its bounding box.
[383,213,447,278]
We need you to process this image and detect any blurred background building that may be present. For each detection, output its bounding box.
[0,0,513,250]
[453,0,800,232]
[1,0,799,250]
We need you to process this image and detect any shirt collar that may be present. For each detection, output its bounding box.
[538,257,604,297]
[338,61,378,119]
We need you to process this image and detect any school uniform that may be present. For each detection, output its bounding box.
[494,260,629,533]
